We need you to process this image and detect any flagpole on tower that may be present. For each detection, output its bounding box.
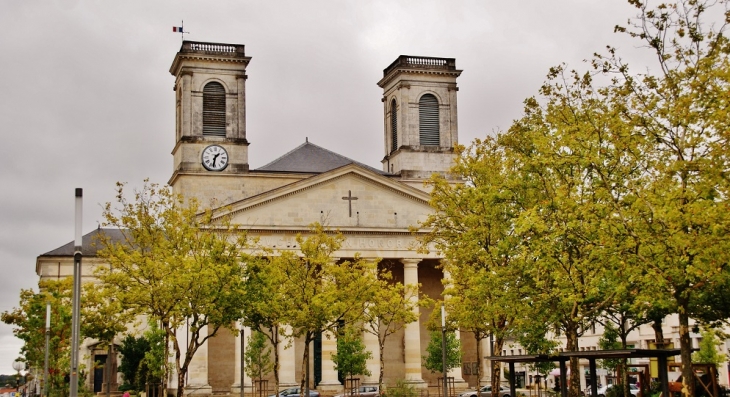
[173,20,190,41]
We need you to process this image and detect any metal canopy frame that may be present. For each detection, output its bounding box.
[486,349,682,397]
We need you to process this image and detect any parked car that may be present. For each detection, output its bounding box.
[333,385,380,397]
[268,387,321,397]
[595,384,639,397]
[458,385,511,397]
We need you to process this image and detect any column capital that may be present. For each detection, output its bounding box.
[401,258,421,268]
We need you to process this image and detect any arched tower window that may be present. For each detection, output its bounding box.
[390,99,398,154]
[419,94,439,146]
[203,82,226,136]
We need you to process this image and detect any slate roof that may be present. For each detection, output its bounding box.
[255,139,387,175]
[39,228,126,257]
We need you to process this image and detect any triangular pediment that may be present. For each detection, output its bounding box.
[212,164,433,232]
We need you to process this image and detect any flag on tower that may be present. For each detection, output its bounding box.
[173,26,184,32]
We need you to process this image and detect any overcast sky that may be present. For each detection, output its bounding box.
[0,0,660,375]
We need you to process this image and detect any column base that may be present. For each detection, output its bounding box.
[404,379,427,388]
[452,378,469,393]
[231,383,252,394]
[184,384,213,396]
[317,382,344,395]
[318,380,343,385]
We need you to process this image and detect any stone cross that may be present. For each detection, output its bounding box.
[341,190,358,217]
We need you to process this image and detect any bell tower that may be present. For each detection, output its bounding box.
[377,56,462,180]
[168,41,251,206]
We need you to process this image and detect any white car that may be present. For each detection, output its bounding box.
[333,386,380,397]
[595,384,639,397]
[458,385,511,397]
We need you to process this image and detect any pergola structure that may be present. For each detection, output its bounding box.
[487,349,682,397]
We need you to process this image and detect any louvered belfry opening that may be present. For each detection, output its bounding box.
[419,94,439,146]
[203,82,226,136]
[390,99,398,153]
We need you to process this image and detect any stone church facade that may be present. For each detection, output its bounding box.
[36,41,489,395]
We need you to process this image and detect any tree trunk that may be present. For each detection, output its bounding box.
[565,326,580,397]
[301,333,312,397]
[678,305,694,397]
[378,336,386,392]
[272,326,281,397]
[652,320,665,347]
[162,326,169,397]
[176,367,186,397]
[620,327,629,397]
[491,337,504,397]
[475,335,482,397]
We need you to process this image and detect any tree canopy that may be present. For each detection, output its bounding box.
[421,2,730,397]
[1,279,74,396]
[273,223,379,394]
[96,181,256,397]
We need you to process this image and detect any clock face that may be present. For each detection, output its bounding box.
[201,145,229,171]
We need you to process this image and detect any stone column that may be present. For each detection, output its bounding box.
[319,258,342,392]
[442,270,465,385]
[364,259,380,385]
[402,258,424,384]
[363,329,380,385]
[318,330,342,391]
[480,338,491,386]
[278,326,297,387]
[451,331,466,383]
[185,325,212,395]
[232,325,252,395]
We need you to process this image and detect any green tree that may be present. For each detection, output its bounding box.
[118,334,150,391]
[517,322,559,388]
[96,181,253,397]
[691,328,727,365]
[420,138,529,397]
[239,254,286,395]
[331,326,372,395]
[244,331,274,383]
[598,323,622,376]
[82,282,134,396]
[596,2,730,395]
[423,329,461,375]
[361,270,420,391]
[142,322,167,387]
[1,278,74,396]
[502,62,629,397]
[275,223,379,396]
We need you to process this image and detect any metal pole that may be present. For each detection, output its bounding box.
[106,343,112,397]
[43,302,50,397]
[240,327,245,397]
[70,188,83,397]
[441,303,448,397]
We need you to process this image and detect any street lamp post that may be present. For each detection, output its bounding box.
[70,189,83,397]
[44,302,50,397]
[441,304,448,397]
[13,361,25,392]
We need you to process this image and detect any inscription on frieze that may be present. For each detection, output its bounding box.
[254,235,416,250]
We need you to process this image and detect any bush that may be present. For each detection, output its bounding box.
[119,383,135,392]
[606,385,632,397]
[383,379,418,397]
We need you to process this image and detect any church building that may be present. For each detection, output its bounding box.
[35,41,486,395]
